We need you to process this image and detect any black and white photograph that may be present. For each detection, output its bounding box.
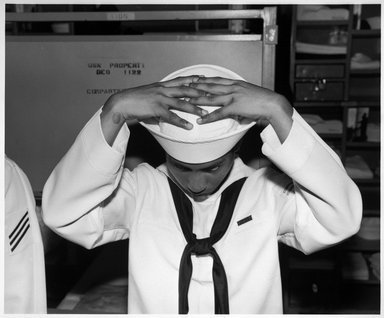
[3,1,381,315]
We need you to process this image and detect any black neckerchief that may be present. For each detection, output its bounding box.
[168,177,247,314]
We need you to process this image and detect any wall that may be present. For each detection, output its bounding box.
[5,35,264,191]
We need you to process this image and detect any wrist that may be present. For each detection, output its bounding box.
[266,94,292,121]
[266,94,293,143]
[103,92,123,116]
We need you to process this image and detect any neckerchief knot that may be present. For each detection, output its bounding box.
[189,237,213,256]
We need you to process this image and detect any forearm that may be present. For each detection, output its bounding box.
[101,94,127,146]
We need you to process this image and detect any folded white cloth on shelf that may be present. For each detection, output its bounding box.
[351,53,381,70]
[357,217,380,240]
[302,114,342,134]
[351,60,380,70]
[366,16,381,30]
[369,253,380,280]
[342,252,369,280]
[297,5,349,21]
[296,42,347,55]
[347,108,358,128]
[346,155,374,179]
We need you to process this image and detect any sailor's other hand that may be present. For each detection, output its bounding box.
[188,77,293,143]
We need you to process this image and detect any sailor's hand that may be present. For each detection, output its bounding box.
[101,76,207,145]
[188,77,293,143]
[104,76,207,128]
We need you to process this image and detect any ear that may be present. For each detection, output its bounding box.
[232,140,243,157]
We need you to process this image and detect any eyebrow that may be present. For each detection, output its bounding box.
[173,162,191,171]
[202,162,222,171]
[174,159,224,171]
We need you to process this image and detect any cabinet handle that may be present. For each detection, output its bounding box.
[313,79,327,92]
[312,283,319,294]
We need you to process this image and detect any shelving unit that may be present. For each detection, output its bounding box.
[286,4,380,314]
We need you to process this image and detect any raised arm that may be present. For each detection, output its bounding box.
[189,77,362,253]
[42,77,206,248]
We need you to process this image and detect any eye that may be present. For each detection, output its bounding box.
[205,165,220,173]
[174,163,190,172]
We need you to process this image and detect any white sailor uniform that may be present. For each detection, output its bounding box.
[4,156,47,314]
[42,108,361,314]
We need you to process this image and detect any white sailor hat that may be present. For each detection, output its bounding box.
[140,64,256,163]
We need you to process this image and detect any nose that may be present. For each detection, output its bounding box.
[187,173,207,194]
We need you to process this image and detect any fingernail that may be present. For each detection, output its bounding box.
[185,122,193,129]
[196,118,203,124]
[201,109,208,116]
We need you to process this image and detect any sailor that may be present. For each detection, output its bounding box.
[42,64,362,314]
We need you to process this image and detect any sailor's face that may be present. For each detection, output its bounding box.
[166,152,235,202]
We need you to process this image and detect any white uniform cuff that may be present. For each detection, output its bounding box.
[260,109,316,175]
[81,108,130,175]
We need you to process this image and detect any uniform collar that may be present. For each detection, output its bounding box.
[157,157,253,202]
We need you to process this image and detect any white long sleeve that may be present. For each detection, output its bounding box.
[261,109,362,253]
